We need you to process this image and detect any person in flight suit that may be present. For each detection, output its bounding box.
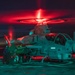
[3,40,17,65]
[3,46,11,64]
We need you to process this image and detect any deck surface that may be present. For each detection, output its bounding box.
[0,60,75,75]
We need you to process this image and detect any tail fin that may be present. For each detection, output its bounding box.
[4,35,11,46]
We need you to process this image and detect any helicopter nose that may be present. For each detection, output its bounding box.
[73,43,75,52]
[71,42,75,58]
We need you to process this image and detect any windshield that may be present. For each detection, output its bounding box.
[63,33,72,40]
[55,34,66,45]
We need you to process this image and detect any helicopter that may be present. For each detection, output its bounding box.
[2,9,75,64]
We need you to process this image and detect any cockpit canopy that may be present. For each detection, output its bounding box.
[45,33,72,45]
